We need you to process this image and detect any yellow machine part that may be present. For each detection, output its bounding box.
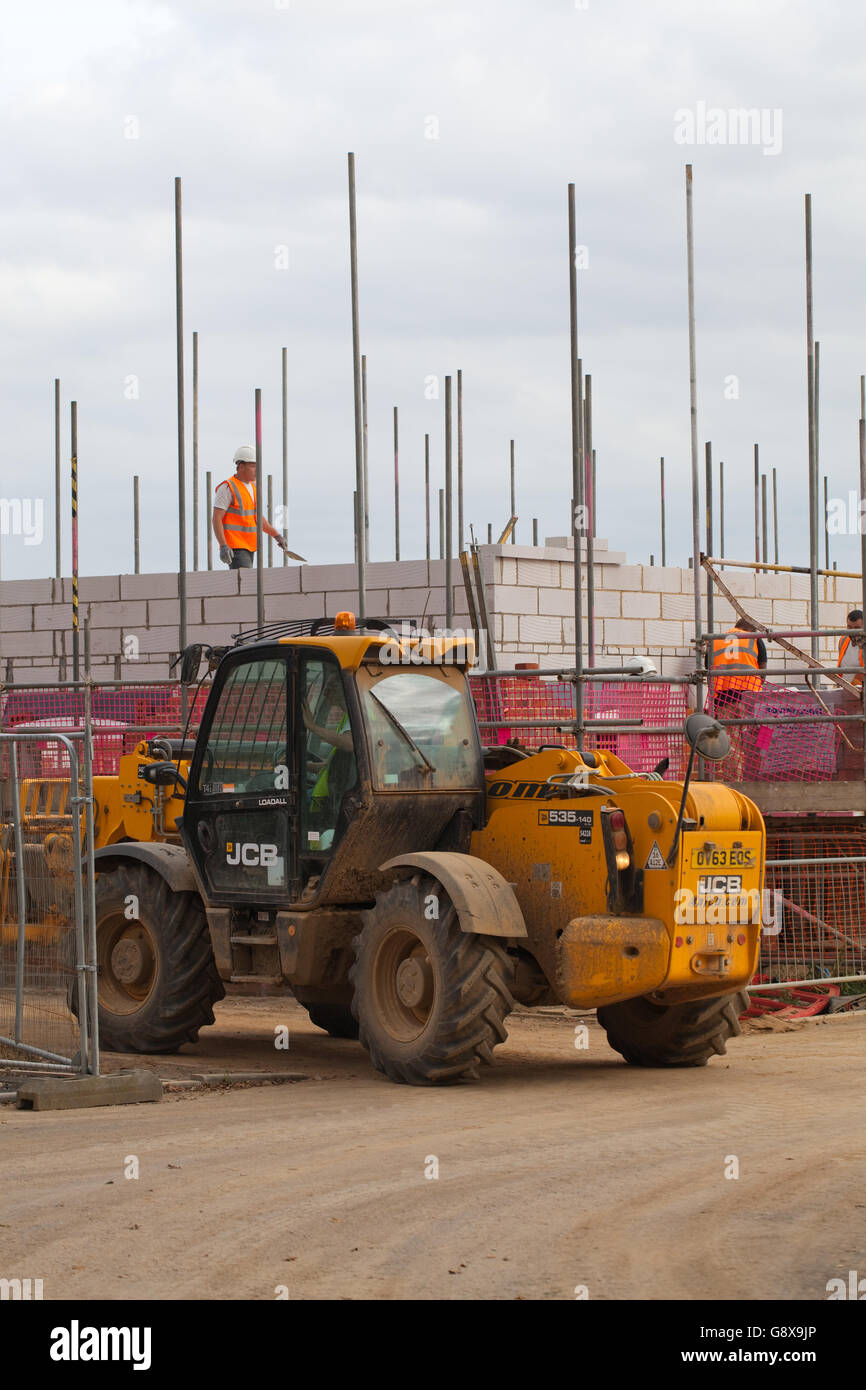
[471,747,764,1009]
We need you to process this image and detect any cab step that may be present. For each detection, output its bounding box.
[230,973,282,984]
[230,934,278,947]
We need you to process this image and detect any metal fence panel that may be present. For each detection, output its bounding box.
[759,830,866,986]
[0,732,93,1074]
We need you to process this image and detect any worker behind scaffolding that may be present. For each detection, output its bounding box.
[709,619,767,779]
[838,610,863,689]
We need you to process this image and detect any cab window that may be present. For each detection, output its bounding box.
[198,658,287,795]
[300,657,358,853]
[357,666,480,791]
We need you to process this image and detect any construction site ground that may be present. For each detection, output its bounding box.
[2,995,864,1302]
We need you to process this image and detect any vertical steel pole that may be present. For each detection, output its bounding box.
[67,733,88,1069]
[439,489,445,560]
[281,346,289,566]
[174,178,188,668]
[815,339,821,495]
[532,518,539,546]
[54,377,61,579]
[823,474,829,572]
[394,405,400,561]
[705,442,714,639]
[348,153,366,621]
[457,369,464,554]
[761,473,768,567]
[192,329,199,571]
[487,523,492,544]
[445,378,453,628]
[772,466,779,565]
[592,449,597,536]
[805,194,819,658]
[206,469,213,570]
[10,741,26,1043]
[267,473,274,567]
[361,354,370,563]
[660,456,666,567]
[860,376,865,422]
[509,439,516,544]
[133,475,140,575]
[568,183,584,741]
[685,165,702,674]
[424,432,431,582]
[255,389,264,629]
[585,375,595,665]
[82,622,99,1074]
[860,415,866,782]
[71,401,79,682]
[719,459,725,566]
[754,444,760,564]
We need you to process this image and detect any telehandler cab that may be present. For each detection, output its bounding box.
[15,616,764,1084]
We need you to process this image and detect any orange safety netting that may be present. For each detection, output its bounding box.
[0,685,209,777]
[469,675,689,777]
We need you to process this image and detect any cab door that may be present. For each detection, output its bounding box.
[183,650,298,904]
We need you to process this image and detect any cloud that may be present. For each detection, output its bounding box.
[1,0,865,591]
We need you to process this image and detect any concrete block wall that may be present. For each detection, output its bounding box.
[0,557,473,683]
[490,544,858,677]
[0,537,860,683]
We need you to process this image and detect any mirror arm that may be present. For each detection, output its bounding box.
[666,740,698,868]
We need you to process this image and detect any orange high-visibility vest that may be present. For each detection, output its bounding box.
[838,635,864,687]
[711,629,762,694]
[219,476,257,551]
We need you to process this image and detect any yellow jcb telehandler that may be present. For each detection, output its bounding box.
[6,616,764,1084]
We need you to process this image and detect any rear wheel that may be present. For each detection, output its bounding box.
[350,875,514,1085]
[597,990,747,1067]
[70,862,224,1053]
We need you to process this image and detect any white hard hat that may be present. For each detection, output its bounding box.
[624,655,658,676]
[233,445,256,465]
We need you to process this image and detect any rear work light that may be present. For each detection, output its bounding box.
[608,809,629,861]
[601,805,640,913]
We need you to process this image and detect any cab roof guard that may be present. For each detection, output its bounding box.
[230,616,417,648]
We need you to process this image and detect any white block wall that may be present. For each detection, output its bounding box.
[0,539,860,681]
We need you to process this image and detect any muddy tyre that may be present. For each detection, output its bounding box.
[597,990,747,1067]
[306,1003,360,1040]
[350,875,514,1085]
[69,862,224,1053]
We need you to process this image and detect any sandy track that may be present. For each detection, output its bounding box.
[1,998,864,1300]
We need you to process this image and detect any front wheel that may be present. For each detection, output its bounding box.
[350,875,514,1085]
[597,990,747,1067]
[70,862,225,1053]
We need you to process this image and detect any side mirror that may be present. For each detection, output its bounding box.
[685,712,730,763]
[178,644,204,685]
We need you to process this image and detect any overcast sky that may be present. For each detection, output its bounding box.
[2,0,866,584]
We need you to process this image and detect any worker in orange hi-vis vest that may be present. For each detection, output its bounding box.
[212,445,290,570]
[709,618,767,715]
[838,609,864,688]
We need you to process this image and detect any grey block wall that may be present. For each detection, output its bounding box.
[0,539,858,682]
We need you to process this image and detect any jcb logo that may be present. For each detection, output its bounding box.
[226,842,278,867]
[697,874,742,894]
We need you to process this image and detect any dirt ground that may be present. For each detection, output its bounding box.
[1,996,864,1301]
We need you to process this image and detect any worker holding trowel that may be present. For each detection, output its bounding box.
[212,446,305,568]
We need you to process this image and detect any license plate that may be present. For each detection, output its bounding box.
[690,846,756,870]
